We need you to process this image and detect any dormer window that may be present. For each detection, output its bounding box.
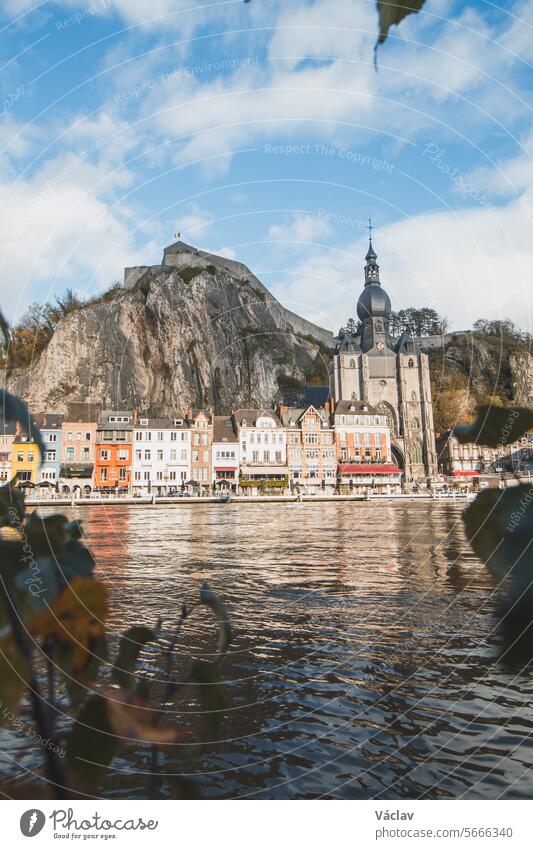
[241,419,247,426]
[140,419,148,426]
[174,419,183,426]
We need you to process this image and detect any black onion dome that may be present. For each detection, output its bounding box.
[357,284,391,321]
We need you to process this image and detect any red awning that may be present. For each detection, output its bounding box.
[338,464,401,475]
[451,470,480,476]
[214,467,237,472]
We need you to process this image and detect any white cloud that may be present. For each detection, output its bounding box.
[272,195,533,333]
[268,212,332,243]
[174,202,214,237]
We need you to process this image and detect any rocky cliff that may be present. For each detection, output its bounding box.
[9,242,335,415]
[426,331,533,432]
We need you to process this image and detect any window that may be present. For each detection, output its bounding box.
[157,432,164,441]
[66,447,74,460]
[99,449,110,460]
[134,471,141,480]
[192,450,199,462]
[201,434,208,446]
[144,471,150,480]
[17,452,24,462]
[156,471,163,480]
[67,432,73,440]
[48,433,57,442]
[180,449,187,460]
[275,451,282,463]
[146,432,152,441]
[252,451,259,463]
[100,468,107,481]
[180,471,186,480]
[82,447,90,460]
[169,471,176,480]
[117,449,128,460]
[46,450,56,461]
[144,450,151,461]
[136,450,142,460]
[170,450,177,461]
[203,451,209,462]
[28,453,34,462]
[170,432,177,441]
[77,432,82,440]
[85,432,91,441]
[135,432,143,441]
[157,450,163,460]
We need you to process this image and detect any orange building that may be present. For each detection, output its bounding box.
[331,400,401,493]
[186,409,212,492]
[94,411,133,492]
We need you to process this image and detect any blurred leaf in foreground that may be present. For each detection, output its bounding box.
[454,405,533,448]
[464,486,533,661]
[376,1,426,48]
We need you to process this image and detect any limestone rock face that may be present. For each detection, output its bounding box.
[9,249,334,415]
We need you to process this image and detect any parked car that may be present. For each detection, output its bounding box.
[178,491,192,497]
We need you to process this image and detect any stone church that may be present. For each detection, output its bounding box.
[329,238,438,481]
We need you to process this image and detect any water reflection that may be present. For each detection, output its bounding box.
[4,502,533,799]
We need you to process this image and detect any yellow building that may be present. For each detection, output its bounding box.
[11,434,40,484]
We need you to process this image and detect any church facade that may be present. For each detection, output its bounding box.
[329,239,438,481]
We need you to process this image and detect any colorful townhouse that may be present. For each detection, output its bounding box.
[59,402,100,493]
[211,416,240,491]
[186,409,213,492]
[36,413,63,485]
[277,405,337,494]
[0,420,16,483]
[132,417,191,495]
[94,411,133,492]
[234,409,288,494]
[331,400,401,493]
[11,431,41,484]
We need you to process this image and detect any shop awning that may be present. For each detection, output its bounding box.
[338,464,401,475]
[451,470,480,476]
[214,467,237,472]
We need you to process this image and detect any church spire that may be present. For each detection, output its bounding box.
[364,220,380,285]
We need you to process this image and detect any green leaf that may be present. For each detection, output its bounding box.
[67,695,118,789]
[200,582,232,661]
[454,405,533,448]
[111,626,157,689]
[191,658,226,738]
[376,0,426,48]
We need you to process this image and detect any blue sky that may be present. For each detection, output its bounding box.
[1,0,532,332]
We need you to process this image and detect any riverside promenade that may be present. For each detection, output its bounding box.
[25,492,474,507]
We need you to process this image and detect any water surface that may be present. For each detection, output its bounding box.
[4,502,533,799]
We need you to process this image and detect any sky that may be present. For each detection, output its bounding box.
[0,0,532,333]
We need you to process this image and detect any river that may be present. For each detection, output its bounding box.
[4,501,533,799]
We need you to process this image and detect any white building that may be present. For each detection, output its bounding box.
[132,417,191,495]
[233,409,288,494]
[211,416,240,491]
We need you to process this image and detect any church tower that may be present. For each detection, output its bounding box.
[329,232,437,482]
